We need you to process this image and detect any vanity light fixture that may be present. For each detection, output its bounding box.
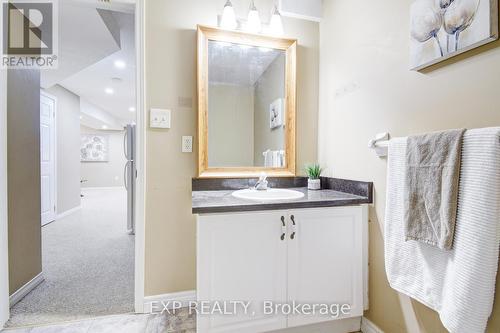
[101,125,108,130]
[246,0,262,33]
[219,1,284,36]
[220,0,237,30]
[269,5,284,36]
[105,87,114,95]
[129,106,136,112]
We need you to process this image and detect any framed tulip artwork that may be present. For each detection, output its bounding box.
[410,0,498,70]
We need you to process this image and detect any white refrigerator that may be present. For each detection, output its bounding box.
[124,124,136,235]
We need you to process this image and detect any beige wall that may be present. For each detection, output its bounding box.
[319,0,500,332]
[7,70,42,294]
[81,127,126,188]
[254,55,286,165]
[208,84,254,167]
[44,85,81,214]
[144,0,319,296]
[0,70,8,326]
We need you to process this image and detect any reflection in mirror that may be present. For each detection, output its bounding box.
[207,40,286,168]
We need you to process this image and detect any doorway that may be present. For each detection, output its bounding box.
[2,0,145,328]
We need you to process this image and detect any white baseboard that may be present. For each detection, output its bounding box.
[56,205,81,220]
[143,290,196,313]
[361,317,384,333]
[9,272,44,307]
[273,317,361,333]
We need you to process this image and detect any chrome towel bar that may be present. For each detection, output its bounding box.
[368,132,390,157]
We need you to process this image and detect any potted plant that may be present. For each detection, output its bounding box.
[305,164,323,190]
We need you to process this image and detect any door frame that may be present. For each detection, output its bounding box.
[134,0,146,313]
[0,0,147,327]
[40,90,58,226]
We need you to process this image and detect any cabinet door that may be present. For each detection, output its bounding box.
[197,211,288,333]
[287,207,364,328]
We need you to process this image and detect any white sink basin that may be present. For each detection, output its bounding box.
[232,188,305,201]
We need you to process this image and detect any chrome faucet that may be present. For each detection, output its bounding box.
[254,173,268,191]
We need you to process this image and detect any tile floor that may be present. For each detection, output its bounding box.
[2,308,195,333]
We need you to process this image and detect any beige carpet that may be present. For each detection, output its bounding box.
[7,188,135,328]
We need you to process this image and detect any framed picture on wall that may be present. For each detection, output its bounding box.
[80,134,109,162]
[410,0,499,70]
[269,98,283,129]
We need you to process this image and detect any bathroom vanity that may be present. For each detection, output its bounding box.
[194,25,372,333]
[192,177,373,333]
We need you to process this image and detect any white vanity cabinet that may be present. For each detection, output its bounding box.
[196,206,368,333]
[286,207,367,328]
[197,210,288,333]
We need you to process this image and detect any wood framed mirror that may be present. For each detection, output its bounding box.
[197,25,297,178]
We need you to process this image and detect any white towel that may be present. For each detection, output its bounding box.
[263,150,272,167]
[272,151,280,168]
[385,128,500,333]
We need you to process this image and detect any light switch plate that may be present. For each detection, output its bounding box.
[182,136,193,153]
[150,108,171,128]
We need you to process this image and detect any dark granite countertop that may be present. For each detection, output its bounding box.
[192,177,373,214]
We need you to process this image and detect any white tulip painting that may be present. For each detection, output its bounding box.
[410,0,498,70]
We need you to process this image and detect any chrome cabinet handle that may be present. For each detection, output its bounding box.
[290,215,296,240]
[280,216,286,241]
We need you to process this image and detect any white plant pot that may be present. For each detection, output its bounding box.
[308,179,321,190]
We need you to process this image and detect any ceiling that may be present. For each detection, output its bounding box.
[40,1,122,89]
[41,0,136,129]
[208,40,284,86]
[70,0,135,13]
[60,10,136,124]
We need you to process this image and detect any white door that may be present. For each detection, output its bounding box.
[40,92,56,226]
[197,211,288,333]
[287,207,364,328]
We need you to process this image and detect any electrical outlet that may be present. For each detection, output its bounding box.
[182,136,193,153]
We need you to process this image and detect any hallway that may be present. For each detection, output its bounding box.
[8,188,134,328]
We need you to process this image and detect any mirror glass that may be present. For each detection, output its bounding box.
[207,40,286,168]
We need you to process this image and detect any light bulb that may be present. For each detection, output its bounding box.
[220,0,237,30]
[114,60,126,69]
[246,1,261,33]
[269,5,284,36]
